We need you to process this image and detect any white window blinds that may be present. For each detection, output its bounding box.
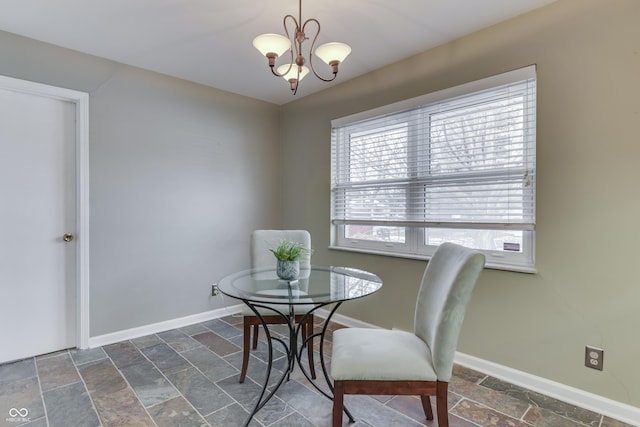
[331,66,536,232]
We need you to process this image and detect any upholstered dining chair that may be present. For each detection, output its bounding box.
[330,242,485,427]
[239,229,316,383]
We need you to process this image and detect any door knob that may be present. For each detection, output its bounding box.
[63,233,74,242]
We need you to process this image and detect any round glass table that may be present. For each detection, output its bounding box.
[217,265,383,426]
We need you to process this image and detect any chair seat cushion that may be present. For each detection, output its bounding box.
[331,328,436,381]
[242,304,316,317]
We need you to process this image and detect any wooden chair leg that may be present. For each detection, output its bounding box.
[305,318,316,379]
[239,318,252,383]
[436,381,449,427]
[252,323,259,349]
[332,381,344,427]
[421,395,434,420]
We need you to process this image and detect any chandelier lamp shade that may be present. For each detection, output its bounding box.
[253,0,351,95]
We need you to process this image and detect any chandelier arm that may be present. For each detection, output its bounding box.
[283,14,299,55]
[270,14,299,78]
[293,67,300,95]
[304,18,338,82]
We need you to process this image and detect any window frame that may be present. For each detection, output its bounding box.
[330,66,537,273]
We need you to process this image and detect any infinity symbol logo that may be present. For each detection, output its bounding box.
[8,408,28,417]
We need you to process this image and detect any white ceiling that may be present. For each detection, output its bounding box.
[0,0,556,105]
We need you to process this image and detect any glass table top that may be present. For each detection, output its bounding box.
[217,265,382,305]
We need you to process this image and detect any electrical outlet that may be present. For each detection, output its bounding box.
[585,346,604,371]
[211,284,221,297]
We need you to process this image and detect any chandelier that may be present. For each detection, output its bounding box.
[253,0,351,95]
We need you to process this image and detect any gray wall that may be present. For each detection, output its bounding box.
[279,0,640,407]
[0,31,280,336]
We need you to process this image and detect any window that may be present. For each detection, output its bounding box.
[331,66,536,272]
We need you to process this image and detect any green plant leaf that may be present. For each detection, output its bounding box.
[269,239,313,261]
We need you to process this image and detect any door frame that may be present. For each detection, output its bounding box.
[0,75,90,349]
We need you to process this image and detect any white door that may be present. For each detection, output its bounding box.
[0,86,77,363]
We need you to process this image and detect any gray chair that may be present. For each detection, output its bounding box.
[331,242,485,427]
[239,229,316,383]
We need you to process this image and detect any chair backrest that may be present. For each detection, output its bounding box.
[251,230,312,269]
[413,242,485,382]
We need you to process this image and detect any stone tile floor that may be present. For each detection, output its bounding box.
[0,314,634,427]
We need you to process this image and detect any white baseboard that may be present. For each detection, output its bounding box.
[88,304,244,348]
[316,309,639,426]
[314,308,382,329]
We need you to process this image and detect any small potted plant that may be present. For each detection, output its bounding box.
[269,239,313,280]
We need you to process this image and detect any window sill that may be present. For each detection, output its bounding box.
[328,245,537,274]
